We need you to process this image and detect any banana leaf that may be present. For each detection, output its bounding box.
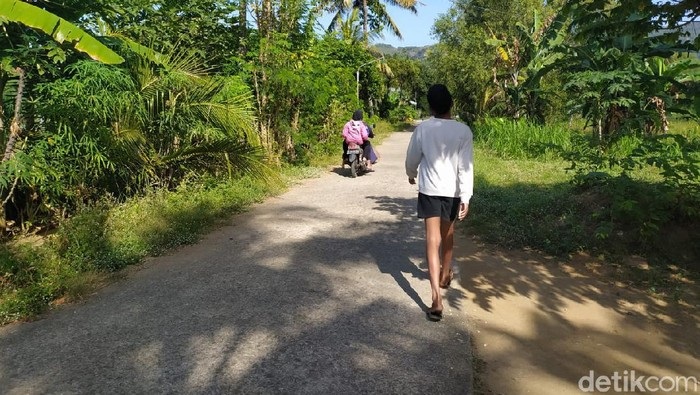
[0,0,123,64]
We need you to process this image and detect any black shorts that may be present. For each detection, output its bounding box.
[417,193,460,222]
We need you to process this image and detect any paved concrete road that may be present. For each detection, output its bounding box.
[0,130,473,394]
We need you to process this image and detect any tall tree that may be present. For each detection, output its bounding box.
[428,0,566,120]
[245,0,317,152]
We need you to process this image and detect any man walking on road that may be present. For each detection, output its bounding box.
[405,84,474,322]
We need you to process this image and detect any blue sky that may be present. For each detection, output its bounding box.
[377,1,452,47]
[318,1,453,48]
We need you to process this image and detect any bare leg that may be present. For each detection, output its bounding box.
[424,217,443,312]
[440,219,455,286]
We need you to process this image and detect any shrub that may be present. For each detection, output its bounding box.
[389,105,418,123]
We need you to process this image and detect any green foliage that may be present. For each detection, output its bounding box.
[558,1,700,139]
[34,54,263,190]
[428,0,563,121]
[467,119,700,267]
[0,125,116,229]
[0,174,279,324]
[96,0,239,70]
[385,54,425,109]
[484,9,568,122]
[434,1,700,269]
[55,203,119,272]
[0,0,123,64]
[473,117,574,160]
[557,127,700,263]
[241,32,374,161]
[388,104,418,123]
[0,241,67,322]
[466,151,586,255]
[103,176,273,264]
[1,0,388,233]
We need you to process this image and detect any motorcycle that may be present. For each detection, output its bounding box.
[343,142,368,178]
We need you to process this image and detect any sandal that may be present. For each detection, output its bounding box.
[439,269,454,289]
[426,308,443,322]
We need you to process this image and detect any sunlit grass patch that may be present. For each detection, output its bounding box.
[473,118,574,160]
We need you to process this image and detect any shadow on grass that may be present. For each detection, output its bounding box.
[468,173,700,270]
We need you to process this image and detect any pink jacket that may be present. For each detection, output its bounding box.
[342,120,368,145]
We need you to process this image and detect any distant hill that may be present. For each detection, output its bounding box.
[373,43,432,59]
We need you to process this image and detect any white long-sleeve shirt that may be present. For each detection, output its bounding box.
[405,117,474,203]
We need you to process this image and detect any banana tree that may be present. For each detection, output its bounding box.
[639,57,700,131]
[0,0,124,228]
[0,1,123,164]
[559,0,699,140]
[485,9,568,122]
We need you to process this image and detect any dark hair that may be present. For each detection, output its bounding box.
[352,109,363,121]
[427,84,453,116]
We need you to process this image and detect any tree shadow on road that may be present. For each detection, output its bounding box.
[0,200,473,393]
[367,195,471,312]
[3,187,696,394]
[450,171,698,394]
[366,189,699,394]
[455,240,700,393]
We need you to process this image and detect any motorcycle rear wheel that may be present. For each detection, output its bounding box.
[350,160,358,178]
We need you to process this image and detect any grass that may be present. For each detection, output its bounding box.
[466,118,590,254]
[473,118,574,160]
[0,176,277,323]
[461,117,699,301]
[466,151,587,255]
[668,117,700,137]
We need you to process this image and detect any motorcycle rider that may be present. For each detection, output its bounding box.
[342,109,374,171]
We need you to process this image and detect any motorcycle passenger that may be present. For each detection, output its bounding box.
[342,109,374,171]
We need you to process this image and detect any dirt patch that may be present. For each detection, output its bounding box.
[453,237,700,395]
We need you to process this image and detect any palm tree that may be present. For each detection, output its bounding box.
[322,0,419,42]
[34,38,267,193]
[111,43,267,187]
[332,7,382,44]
